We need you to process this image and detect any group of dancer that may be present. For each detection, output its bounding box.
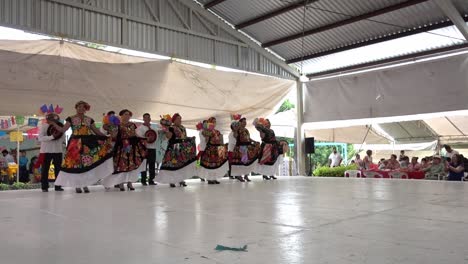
[39,100,284,193]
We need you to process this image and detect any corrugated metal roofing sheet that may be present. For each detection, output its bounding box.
[198,0,468,74]
[296,25,465,74]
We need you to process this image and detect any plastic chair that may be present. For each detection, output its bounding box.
[345,170,361,178]
[362,171,384,178]
[389,171,408,179]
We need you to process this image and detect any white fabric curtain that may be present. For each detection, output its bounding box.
[304,53,468,122]
[0,40,294,134]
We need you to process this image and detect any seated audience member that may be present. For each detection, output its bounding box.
[408,157,421,171]
[363,150,373,170]
[379,160,389,170]
[378,158,385,167]
[400,156,410,169]
[354,154,364,169]
[386,154,400,170]
[420,158,428,169]
[398,150,407,162]
[443,144,459,159]
[423,155,446,180]
[447,154,464,181]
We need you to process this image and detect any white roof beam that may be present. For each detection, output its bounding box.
[433,0,468,41]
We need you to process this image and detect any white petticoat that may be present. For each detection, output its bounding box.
[155,161,197,184]
[197,162,229,180]
[101,159,147,188]
[253,155,283,176]
[55,158,114,188]
[230,162,256,176]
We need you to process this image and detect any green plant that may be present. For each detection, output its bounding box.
[10,182,27,190]
[0,183,9,191]
[313,164,358,177]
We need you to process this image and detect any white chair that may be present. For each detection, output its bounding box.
[362,171,384,178]
[389,171,408,179]
[344,170,361,178]
[437,173,447,181]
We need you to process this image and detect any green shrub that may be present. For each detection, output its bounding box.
[313,164,358,177]
[0,183,9,191]
[10,182,27,190]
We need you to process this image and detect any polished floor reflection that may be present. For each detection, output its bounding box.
[1,177,467,264]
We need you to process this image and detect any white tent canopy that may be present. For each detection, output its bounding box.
[304,52,468,123]
[0,40,294,134]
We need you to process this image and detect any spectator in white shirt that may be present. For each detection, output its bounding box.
[2,149,15,163]
[38,113,65,192]
[328,147,342,167]
[443,145,459,159]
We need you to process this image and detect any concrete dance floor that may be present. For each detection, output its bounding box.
[0,176,467,264]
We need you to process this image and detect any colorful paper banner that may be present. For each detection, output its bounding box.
[9,131,24,142]
[28,118,39,127]
[15,115,24,125]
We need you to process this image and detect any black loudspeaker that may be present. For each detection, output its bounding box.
[305,137,315,154]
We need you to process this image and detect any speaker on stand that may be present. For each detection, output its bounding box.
[305,137,315,175]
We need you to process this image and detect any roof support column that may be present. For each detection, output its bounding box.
[296,80,306,175]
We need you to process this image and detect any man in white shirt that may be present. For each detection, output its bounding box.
[136,113,157,186]
[328,147,342,167]
[38,114,65,192]
[2,149,15,163]
[443,145,459,160]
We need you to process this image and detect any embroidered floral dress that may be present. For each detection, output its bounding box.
[255,125,282,165]
[231,127,260,166]
[198,129,229,180]
[61,115,113,173]
[156,125,197,184]
[161,125,197,170]
[101,122,147,188]
[113,122,146,174]
[55,115,114,188]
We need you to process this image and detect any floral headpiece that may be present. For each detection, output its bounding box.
[102,112,120,126]
[39,104,63,116]
[253,117,269,127]
[160,114,172,126]
[231,114,241,121]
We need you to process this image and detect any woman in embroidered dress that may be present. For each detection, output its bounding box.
[102,109,147,191]
[253,118,282,180]
[198,117,228,185]
[156,113,197,188]
[52,101,114,193]
[230,117,260,182]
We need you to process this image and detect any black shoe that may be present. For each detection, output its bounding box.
[200,178,206,182]
[170,183,176,188]
[148,181,157,185]
[179,181,187,187]
[141,182,148,186]
[75,188,83,193]
[127,183,135,191]
[214,180,220,184]
[229,176,235,179]
[263,175,270,180]
[55,186,64,191]
[42,189,48,192]
[270,176,277,180]
[83,187,90,193]
[208,180,214,185]
[244,176,251,182]
[114,185,120,189]
[236,176,245,182]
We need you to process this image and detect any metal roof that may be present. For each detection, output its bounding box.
[199,0,468,75]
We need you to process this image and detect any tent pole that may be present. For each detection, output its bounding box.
[295,81,306,175]
[16,126,20,183]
